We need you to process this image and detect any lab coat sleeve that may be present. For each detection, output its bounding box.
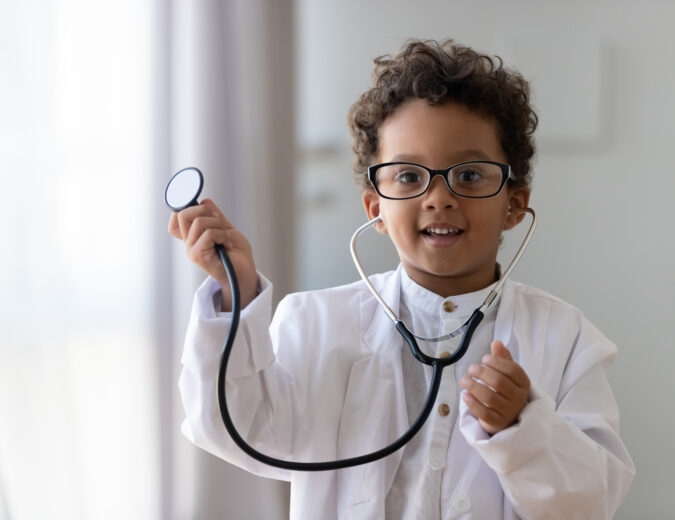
[178,274,293,481]
[459,318,635,520]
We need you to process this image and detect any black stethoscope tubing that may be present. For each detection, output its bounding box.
[215,243,484,471]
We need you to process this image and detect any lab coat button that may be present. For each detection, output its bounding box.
[438,403,450,416]
[452,495,471,513]
[443,300,456,312]
[439,351,450,358]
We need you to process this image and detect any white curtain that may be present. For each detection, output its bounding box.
[0,0,293,518]
[0,1,160,518]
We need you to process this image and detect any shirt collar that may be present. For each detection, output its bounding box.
[399,265,501,320]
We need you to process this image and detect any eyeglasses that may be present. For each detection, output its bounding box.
[368,160,514,200]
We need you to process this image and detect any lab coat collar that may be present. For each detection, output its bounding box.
[362,265,507,354]
[360,264,404,357]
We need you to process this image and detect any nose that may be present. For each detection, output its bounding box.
[423,174,457,209]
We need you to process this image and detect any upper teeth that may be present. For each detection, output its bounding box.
[427,227,458,234]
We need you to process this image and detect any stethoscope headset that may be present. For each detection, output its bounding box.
[165,166,536,471]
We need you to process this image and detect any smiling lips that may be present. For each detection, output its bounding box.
[421,224,464,246]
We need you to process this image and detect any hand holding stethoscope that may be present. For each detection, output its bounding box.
[166,168,259,311]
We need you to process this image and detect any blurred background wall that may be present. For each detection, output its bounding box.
[0,0,672,518]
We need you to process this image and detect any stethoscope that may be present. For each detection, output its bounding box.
[166,166,537,472]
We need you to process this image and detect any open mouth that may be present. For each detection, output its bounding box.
[422,226,464,238]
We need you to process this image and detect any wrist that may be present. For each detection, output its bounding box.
[216,274,259,312]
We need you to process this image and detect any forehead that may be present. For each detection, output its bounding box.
[377,100,505,165]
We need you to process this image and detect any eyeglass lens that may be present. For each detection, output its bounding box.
[375,162,505,199]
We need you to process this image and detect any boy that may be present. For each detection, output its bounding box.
[170,39,634,519]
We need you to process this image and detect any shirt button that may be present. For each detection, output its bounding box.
[439,351,450,358]
[438,403,450,416]
[452,495,472,513]
[443,300,456,312]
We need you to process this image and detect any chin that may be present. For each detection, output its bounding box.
[418,264,465,279]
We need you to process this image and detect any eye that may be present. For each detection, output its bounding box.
[394,170,424,184]
[457,168,483,183]
[449,162,505,197]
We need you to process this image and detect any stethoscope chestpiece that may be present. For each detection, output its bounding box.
[165,167,204,211]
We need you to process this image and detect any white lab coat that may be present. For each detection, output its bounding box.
[179,266,635,520]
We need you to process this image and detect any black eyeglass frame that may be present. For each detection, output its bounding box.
[368,160,514,200]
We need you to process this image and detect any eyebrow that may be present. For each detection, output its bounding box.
[388,150,494,163]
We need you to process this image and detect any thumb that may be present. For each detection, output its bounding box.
[491,340,512,361]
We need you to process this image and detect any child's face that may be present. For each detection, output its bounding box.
[362,99,530,296]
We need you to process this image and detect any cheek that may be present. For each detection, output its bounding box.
[469,206,509,243]
[380,203,415,233]
[483,198,510,230]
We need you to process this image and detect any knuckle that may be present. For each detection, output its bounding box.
[177,207,192,222]
[472,388,489,406]
[192,247,211,266]
[487,406,504,422]
[479,371,497,389]
[187,248,199,264]
[483,391,500,408]
[192,216,207,233]
[488,411,503,425]
[168,222,180,238]
[177,213,193,234]
[493,418,508,431]
[482,367,501,386]
[482,415,500,431]
[505,365,520,380]
[203,228,223,246]
[479,370,499,390]
[467,379,481,396]
[491,378,510,395]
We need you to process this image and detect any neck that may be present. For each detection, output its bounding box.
[403,263,499,297]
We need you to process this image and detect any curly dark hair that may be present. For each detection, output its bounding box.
[347,39,538,191]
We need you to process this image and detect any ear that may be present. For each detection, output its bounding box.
[503,186,531,230]
[362,189,388,234]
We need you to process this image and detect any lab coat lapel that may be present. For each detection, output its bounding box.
[337,267,408,518]
[493,279,552,387]
[493,279,516,348]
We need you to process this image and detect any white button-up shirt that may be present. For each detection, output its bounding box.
[386,270,500,519]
